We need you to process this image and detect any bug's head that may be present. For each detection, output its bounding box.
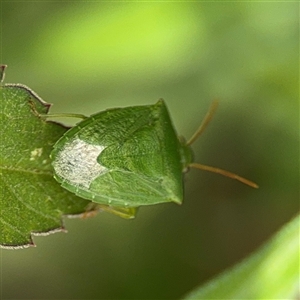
[178,136,193,173]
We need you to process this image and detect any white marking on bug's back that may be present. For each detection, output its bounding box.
[53,138,107,188]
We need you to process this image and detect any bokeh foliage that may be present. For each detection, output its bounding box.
[184,214,299,299]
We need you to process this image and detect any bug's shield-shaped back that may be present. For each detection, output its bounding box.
[51,100,184,208]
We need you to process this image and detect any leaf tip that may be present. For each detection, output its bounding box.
[0,64,7,83]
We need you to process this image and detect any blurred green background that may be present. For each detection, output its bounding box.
[1,2,298,299]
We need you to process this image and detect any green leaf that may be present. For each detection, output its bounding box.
[0,66,93,249]
[183,214,300,299]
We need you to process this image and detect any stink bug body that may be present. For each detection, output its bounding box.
[51,99,257,218]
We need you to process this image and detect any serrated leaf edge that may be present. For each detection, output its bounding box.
[4,83,52,111]
[0,211,99,249]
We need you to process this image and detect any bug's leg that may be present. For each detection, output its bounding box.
[98,205,138,219]
[77,203,138,219]
[77,202,100,219]
[80,210,99,219]
[28,99,44,117]
[46,113,88,119]
[28,99,87,120]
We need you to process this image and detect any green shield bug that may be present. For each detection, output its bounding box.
[50,99,257,218]
[50,99,258,218]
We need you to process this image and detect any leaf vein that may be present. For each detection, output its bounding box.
[1,174,59,222]
[0,166,52,176]
[0,216,29,239]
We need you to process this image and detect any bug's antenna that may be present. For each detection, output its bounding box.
[186,100,219,146]
[189,163,258,188]
[187,100,258,188]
